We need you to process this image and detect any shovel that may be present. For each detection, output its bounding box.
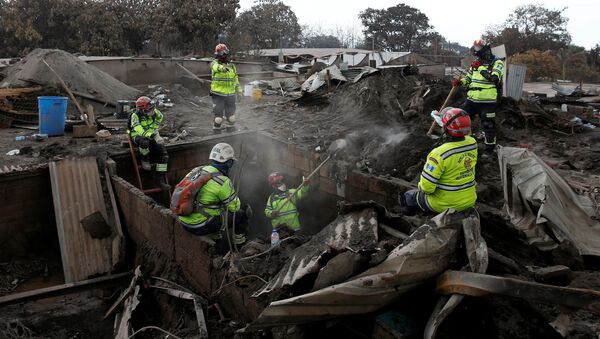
[274,139,347,213]
[427,85,459,139]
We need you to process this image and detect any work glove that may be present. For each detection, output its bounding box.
[471,60,482,70]
[452,78,461,87]
[430,110,444,127]
[271,211,280,218]
[220,65,230,73]
[236,92,243,103]
[153,133,165,145]
[302,176,310,186]
[480,69,492,81]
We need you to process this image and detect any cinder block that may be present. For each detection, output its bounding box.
[319,177,337,195]
[348,171,369,189]
[294,154,311,172]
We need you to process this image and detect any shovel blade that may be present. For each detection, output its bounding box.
[327,139,348,154]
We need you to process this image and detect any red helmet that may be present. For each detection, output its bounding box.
[136,96,153,112]
[442,107,471,137]
[472,39,487,52]
[268,172,284,188]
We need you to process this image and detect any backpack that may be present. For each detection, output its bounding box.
[170,167,215,216]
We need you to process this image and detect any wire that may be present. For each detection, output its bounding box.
[127,326,182,339]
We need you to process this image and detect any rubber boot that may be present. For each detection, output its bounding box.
[154,173,171,191]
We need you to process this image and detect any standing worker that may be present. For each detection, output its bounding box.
[453,39,504,155]
[264,173,309,232]
[177,143,250,252]
[127,96,170,190]
[210,43,243,130]
[400,108,477,215]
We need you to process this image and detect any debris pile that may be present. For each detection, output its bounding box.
[1,49,139,105]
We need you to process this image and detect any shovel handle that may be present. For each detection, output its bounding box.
[427,85,459,136]
[275,154,332,213]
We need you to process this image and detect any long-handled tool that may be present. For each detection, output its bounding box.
[275,139,347,213]
[42,59,93,126]
[427,85,459,139]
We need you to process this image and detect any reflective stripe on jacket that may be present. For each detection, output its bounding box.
[264,186,308,230]
[460,58,504,103]
[210,60,241,96]
[178,165,240,227]
[127,108,163,138]
[417,136,478,213]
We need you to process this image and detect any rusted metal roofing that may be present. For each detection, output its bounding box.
[49,157,116,282]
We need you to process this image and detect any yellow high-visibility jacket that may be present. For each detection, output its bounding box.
[127,108,163,139]
[264,186,309,230]
[418,136,478,213]
[460,58,504,103]
[178,165,240,227]
[210,60,241,96]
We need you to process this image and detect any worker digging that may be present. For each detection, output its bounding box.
[1,4,600,338]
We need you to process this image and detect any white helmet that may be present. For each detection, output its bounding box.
[209,143,236,162]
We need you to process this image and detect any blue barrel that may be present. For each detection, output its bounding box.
[38,96,68,136]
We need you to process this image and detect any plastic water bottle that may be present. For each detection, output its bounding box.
[15,134,48,141]
[15,136,26,141]
[270,229,280,247]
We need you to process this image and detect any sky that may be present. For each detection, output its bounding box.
[238,0,599,49]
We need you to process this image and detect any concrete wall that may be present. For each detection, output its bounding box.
[109,131,414,321]
[0,167,60,261]
[85,58,271,85]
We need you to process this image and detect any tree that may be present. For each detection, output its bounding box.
[484,4,571,55]
[233,0,302,51]
[303,34,342,48]
[359,3,437,52]
[510,49,561,81]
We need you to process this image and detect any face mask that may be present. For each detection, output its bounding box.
[277,183,287,192]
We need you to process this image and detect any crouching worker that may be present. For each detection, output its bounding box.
[400,108,477,215]
[172,143,249,253]
[264,172,309,232]
[127,96,170,190]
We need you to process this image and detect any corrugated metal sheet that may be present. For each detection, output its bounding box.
[507,64,527,100]
[254,208,379,297]
[49,157,114,283]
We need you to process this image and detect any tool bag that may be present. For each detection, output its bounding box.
[170,167,214,216]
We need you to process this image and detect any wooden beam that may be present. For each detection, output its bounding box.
[0,271,131,307]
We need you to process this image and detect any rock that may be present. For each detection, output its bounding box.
[312,251,369,291]
[552,241,585,271]
[369,249,389,267]
[240,241,269,257]
[80,211,112,239]
[533,265,573,285]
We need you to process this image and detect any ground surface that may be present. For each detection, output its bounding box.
[2,70,600,338]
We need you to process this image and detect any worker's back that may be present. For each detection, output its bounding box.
[418,136,478,213]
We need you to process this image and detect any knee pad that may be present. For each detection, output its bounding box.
[227,115,236,123]
[214,116,223,124]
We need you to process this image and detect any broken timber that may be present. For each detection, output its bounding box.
[436,270,600,314]
[0,271,131,307]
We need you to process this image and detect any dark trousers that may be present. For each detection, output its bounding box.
[400,189,436,216]
[212,94,236,118]
[183,210,248,254]
[133,136,169,172]
[460,99,497,149]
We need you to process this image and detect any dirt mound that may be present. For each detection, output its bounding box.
[0,49,139,103]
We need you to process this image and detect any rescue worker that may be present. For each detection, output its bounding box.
[127,96,170,190]
[453,39,504,154]
[400,108,477,215]
[264,172,309,232]
[178,143,249,251]
[210,43,242,130]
